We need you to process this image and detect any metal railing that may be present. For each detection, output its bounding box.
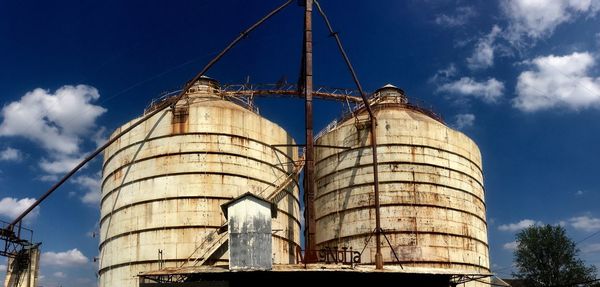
[0,220,33,258]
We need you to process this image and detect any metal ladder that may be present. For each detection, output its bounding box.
[180,227,229,268]
[266,154,305,203]
[179,151,305,269]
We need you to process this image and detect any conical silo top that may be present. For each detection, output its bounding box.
[186,75,220,97]
[381,83,398,89]
[373,83,407,104]
[197,75,219,86]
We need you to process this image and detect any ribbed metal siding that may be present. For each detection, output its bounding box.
[314,103,488,274]
[99,83,300,287]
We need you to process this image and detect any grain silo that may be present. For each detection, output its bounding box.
[98,77,301,287]
[314,84,489,275]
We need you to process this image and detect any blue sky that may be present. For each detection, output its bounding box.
[1,0,600,285]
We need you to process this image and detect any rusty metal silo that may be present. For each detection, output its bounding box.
[314,84,489,274]
[98,77,301,287]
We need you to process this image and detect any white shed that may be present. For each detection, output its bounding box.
[221,192,277,270]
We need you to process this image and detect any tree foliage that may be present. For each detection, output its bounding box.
[513,224,597,287]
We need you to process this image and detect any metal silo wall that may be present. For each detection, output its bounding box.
[98,84,301,287]
[314,104,489,275]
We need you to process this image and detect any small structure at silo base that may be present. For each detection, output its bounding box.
[221,193,277,271]
[3,244,40,287]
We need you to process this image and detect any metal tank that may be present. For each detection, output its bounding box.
[99,77,301,287]
[314,84,489,274]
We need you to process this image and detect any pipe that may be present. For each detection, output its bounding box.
[302,0,318,259]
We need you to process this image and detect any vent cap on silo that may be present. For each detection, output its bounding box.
[186,75,220,96]
[373,83,407,104]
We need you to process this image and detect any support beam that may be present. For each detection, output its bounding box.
[302,0,317,258]
[313,0,383,269]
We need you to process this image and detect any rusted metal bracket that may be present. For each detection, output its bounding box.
[0,220,34,258]
[450,274,494,286]
[381,230,403,269]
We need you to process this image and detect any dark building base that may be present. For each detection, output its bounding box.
[140,271,451,287]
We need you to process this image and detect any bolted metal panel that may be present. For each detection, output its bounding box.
[314,89,489,276]
[99,79,300,287]
[225,194,274,270]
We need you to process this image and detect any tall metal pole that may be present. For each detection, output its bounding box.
[313,0,383,269]
[371,118,384,270]
[303,0,317,257]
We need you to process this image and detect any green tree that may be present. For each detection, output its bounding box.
[513,224,597,287]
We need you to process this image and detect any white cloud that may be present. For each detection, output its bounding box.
[569,216,600,232]
[92,126,107,147]
[0,147,23,162]
[38,175,59,182]
[575,190,586,196]
[53,271,66,278]
[498,219,541,232]
[0,197,38,220]
[81,190,101,205]
[503,241,518,251]
[501,0,600,44]
[513,52,600,112]
[0,85,109,209]
[41,249,88,267]
[438,77,505,103]
[39,154,85,175]
[0,264,5,271]
[39,170,102,208]
[467,25,502,70]
[435,6,477,27]
[0,85,106,155]
[86,230,97,238]
[73,277,94,285]
[454,113,476,129]
[429,63,457,84]
[583,243,600,253]
[73,175,102,204]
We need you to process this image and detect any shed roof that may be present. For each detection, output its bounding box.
[220,192,277,218]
